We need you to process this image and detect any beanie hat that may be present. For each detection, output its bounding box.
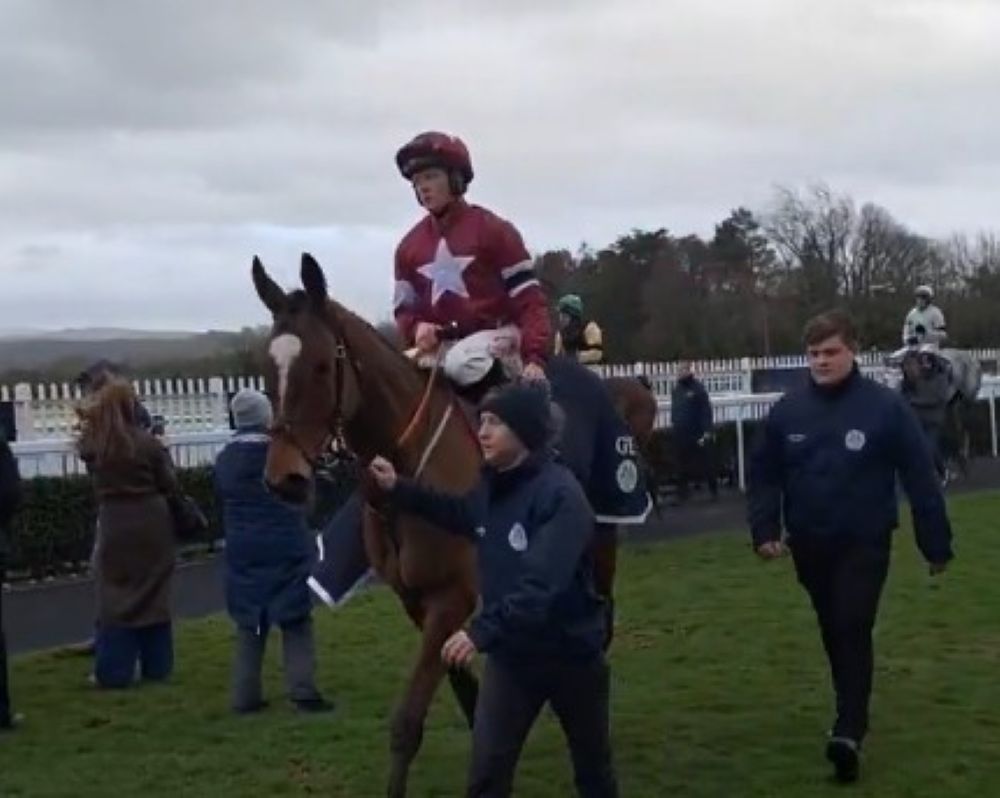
[230,388,273,431]
[479,383,552,452]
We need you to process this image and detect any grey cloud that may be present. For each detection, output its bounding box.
[0,0,377,132]
[0,0,997,331]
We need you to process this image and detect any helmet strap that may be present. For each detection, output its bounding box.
[448,170,466,197]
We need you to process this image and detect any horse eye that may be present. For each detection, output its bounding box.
[315,362,331,376]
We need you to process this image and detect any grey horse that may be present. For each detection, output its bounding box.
[888,345,983,477]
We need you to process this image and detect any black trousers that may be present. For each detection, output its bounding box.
[467,654,617,798]
[676,437,717,499]
[791,537,891,742]
[1,567,10,728]
[921,422,946,479]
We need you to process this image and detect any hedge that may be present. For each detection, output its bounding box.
[6,457,362,581]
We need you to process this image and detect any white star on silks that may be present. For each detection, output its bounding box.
[418,238,474,305]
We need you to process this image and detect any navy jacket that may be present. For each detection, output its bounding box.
[747,368,953,564]
[214,431,313,628]
[392,453,606,664]
[671,376,713,442]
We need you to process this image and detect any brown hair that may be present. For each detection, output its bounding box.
[75,378,140,466]
[802,309,859,349]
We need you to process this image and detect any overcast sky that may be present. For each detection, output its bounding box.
[1,0,997,332]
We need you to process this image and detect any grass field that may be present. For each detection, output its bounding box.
[4,492,999,797]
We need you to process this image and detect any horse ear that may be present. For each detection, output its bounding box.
[252,256,287,316]
[301,252,328,311]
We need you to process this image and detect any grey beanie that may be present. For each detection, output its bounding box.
[230,388,273,430]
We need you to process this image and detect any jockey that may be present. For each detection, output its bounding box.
[554,294,604,365]
[392,131,550,395]
[902,285,947,348]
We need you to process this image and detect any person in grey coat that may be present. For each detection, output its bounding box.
[213,389,332,714]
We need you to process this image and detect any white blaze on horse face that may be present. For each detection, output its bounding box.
[270,334,303,409]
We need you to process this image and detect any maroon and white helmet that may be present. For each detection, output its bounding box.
[395,131,474,186]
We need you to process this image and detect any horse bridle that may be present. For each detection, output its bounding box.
[269,308,445,472]
[270,318,361,471]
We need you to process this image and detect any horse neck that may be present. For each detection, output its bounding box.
[329,303,442,463]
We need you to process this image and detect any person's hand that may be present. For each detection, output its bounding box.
[414,322,440,354]
[368,456,398,492]
[441,630,477,668]
[755,541,788,560]
[928,561,948,576]
[522,362,546,381]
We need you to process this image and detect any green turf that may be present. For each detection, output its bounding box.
[4,492,999,797]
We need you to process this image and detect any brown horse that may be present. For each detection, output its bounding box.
[252,253,653,797]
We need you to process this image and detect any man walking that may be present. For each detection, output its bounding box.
[747,310,953,784]
[670,362,717,502]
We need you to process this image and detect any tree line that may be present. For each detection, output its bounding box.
[535,183,1000,362]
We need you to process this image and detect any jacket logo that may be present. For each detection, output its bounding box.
[845,429,867,451]
[616,460,639,493]
[787,433,806,443]
[508,523,528,552]
[615,436,637,456]
[475,526,486,539]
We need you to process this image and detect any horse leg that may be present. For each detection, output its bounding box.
[944,398,968,478]
[398,590,478,729]
[590,524,619,650]
[387,590,473,798]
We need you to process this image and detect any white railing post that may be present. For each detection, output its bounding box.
[990,393,998,459]
[209,377,229,431]
[739,357,752,394]
[736,404,747,492]
[13,383,35,441]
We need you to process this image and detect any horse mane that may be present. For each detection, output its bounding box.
[322,295,422,378]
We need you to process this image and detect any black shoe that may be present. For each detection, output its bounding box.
[293,697,335,714]
[826,737,860,784]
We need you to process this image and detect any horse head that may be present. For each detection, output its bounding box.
[252,253,364,504]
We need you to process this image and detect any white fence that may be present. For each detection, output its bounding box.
[6,351,1000,487]
[595,348,1000,398]
[2,376,265,442]
[654,375,1000,490]
[10,430,235,480]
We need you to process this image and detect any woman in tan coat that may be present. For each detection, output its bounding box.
[76,380,180,688]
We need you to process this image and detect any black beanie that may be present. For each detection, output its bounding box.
[479,383,552,452]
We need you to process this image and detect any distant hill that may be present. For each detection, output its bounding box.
[0,327,201,343]
[0,328,269,383]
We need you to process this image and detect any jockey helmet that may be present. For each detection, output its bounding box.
[557,294,584,318]
[915,284,934,300]
[395,131,474,194]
